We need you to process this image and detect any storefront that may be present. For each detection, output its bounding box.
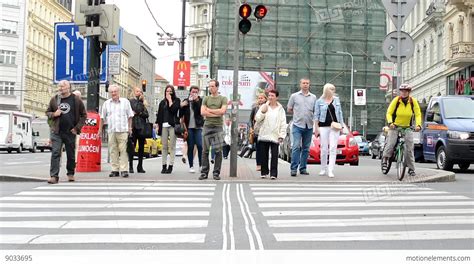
[447,65,474,95]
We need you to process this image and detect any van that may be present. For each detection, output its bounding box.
[0,111,34,153]
[422,96,474,170]
[32,118,52,152]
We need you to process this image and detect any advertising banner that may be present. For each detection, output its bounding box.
[217,70,274,110]
[76,112,101,172]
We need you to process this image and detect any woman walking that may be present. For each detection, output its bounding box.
[180,85,204,173]
[313,83,344,178]
[128,87,149,173]
[249,93,268,171]
[155,85,181,174]
[255,90,287,179]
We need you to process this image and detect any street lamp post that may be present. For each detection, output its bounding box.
[334,51,354,132]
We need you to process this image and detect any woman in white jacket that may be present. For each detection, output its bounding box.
[255,89,287,179]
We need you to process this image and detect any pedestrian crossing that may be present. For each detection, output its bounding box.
[250,183,474,244]
[0,182,216,247]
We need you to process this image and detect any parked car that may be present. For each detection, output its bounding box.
[0,111,34,153]
[370,131,386,159]
[422,95,474,171]
[354,135,370,155]
[307,127,359,165]
[134,138,158,158]
[32,118,52,152]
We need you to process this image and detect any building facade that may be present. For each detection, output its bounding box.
[0,0,27,111]
[188,0,213,90]
[23,0,72,117]
[212,0,387,137]
[123,30,157,116]
[445,0,474,96]
[391,0,447,104]
[153,74,169,108]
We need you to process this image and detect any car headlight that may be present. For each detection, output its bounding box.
[448,131,470,140]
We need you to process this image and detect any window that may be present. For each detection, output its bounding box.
[0,81,15,95]
[1,20,18,34]
[201,8,208,24]
[0,50,17,64]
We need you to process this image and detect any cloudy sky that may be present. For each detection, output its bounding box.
[107,0,187,82]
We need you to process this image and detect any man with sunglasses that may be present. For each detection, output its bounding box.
[382,83,422,177]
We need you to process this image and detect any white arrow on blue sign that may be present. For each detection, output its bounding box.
[54,22,108,84]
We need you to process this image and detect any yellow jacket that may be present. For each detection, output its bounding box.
[386,96,422,128]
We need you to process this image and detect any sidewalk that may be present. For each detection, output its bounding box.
[0,154,455,183]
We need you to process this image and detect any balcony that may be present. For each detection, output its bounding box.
[425,0,445,27]
[448,0,474,10]
[447,42,474,68]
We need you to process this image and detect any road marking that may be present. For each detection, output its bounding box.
[4,161,42,165]
[0,203,211,208]
[0,211,210,218]
[274,230,474,241]
[267,216,474,227]
[255,195,470,202]
[0,234,206,244]
[250,184,423,187]
[251,187,434,191]
[237,183,264,250]
[253,191,449,196]
[50,183,216,187]
[16,191,214,196]
[34,186,215,191]
[1,197,212,202]
[236,183,254,249]
[226,183,235,250]
[259,201,474,208]
[262,209,474,217]
[221,183,228,250]
[62,220,208,229]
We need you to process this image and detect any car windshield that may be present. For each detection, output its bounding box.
[443,98,474,119]
[354,136,366,143]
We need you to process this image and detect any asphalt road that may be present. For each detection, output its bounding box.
[1,179,472,250]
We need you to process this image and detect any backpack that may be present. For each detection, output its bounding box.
[391,96,415,126]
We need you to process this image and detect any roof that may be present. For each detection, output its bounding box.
[155,74,168,82]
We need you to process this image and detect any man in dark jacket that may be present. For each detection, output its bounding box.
[45,80,86,184]
[180,85,204,173]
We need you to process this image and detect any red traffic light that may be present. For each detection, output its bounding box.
[239,4,252,19]
[254,5,268,19]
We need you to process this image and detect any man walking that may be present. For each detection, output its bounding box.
[288,78,317,176]
[46,80,86,184]
[200,80,228,180]
[100,84,134,178]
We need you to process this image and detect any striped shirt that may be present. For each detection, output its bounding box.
[101,98,134,133]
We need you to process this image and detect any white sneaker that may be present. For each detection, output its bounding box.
[189,167,195,173]
[270,176,277,180]
[328,171,335,178]
[319,170,327,176]
[261,175,268,179]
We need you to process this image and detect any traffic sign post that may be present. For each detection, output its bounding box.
[54,23,108,84]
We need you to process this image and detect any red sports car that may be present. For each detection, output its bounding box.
[308,128,359,165]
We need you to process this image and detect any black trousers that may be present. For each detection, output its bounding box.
[260,140,279,177]
[128,129,145,170]
[50,132,76,177]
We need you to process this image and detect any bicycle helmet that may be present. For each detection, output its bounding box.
[399,83,412,91]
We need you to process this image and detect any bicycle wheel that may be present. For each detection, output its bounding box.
[396,146,407,181]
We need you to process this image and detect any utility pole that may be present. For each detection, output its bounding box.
[87,35,102,112]
[178,0,186,90]
[230,0,240,177]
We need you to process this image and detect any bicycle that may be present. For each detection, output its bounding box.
[381,127,413,181]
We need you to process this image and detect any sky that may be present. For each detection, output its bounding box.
[107,0,187,82]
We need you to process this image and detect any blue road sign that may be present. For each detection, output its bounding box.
[54,22,108,84]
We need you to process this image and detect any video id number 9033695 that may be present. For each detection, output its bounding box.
[4,255,32,262]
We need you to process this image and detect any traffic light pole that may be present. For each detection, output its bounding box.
[230,0,240,178]
[178,0,186,90]
[87,35,101,112]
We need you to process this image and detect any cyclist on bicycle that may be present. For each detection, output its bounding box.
[382,83,422,177]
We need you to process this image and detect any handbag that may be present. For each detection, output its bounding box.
[174,120,188,140]
[328,106,342,131]
[248,127,255,144]
[141,118,153,139]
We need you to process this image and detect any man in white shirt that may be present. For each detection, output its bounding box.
[99,84,134,177]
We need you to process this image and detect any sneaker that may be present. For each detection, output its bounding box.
[328,171,335,178]
[47,177,58,184]
[121,171,129,178]
[189,167,195,173]
[408,169,416,177]
[290,171,297,177]
[67,175,75,182]
[260,175,268,179]
[270,176,277,180]
[109,171,119,177]
[199,173,208,180]
[319,170,326,176]
[213,175,221,180]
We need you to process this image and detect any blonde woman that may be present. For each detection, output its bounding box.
[255,89,287,179]
[313,83,344,178]
[128,87,149,173]
[249,93,268,171]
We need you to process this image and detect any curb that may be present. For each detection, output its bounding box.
[0,175,46,182]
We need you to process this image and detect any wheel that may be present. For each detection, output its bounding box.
[436,146,453,171]
[459,163,470,171]
[145,152,151,158]
[40,148,44,152]
[30,144,37,153]
[396,147,407,181]
[350,160,359,166]
[17,145,22,153]
[7,149,11,154]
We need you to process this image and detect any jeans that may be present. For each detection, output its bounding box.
[201,126,224,176]
[290,124,313,173]
[50,131,76,177]
[187,128,203,168]
[260,141,279,177]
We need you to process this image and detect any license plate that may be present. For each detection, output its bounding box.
[337,149,343,155]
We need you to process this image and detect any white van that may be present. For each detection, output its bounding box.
[0,111,34,153]
[32,118,51,152]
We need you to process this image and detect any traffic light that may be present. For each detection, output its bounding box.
[238,3,252,34]
[142,80,147,92]
[254,5,268,20]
